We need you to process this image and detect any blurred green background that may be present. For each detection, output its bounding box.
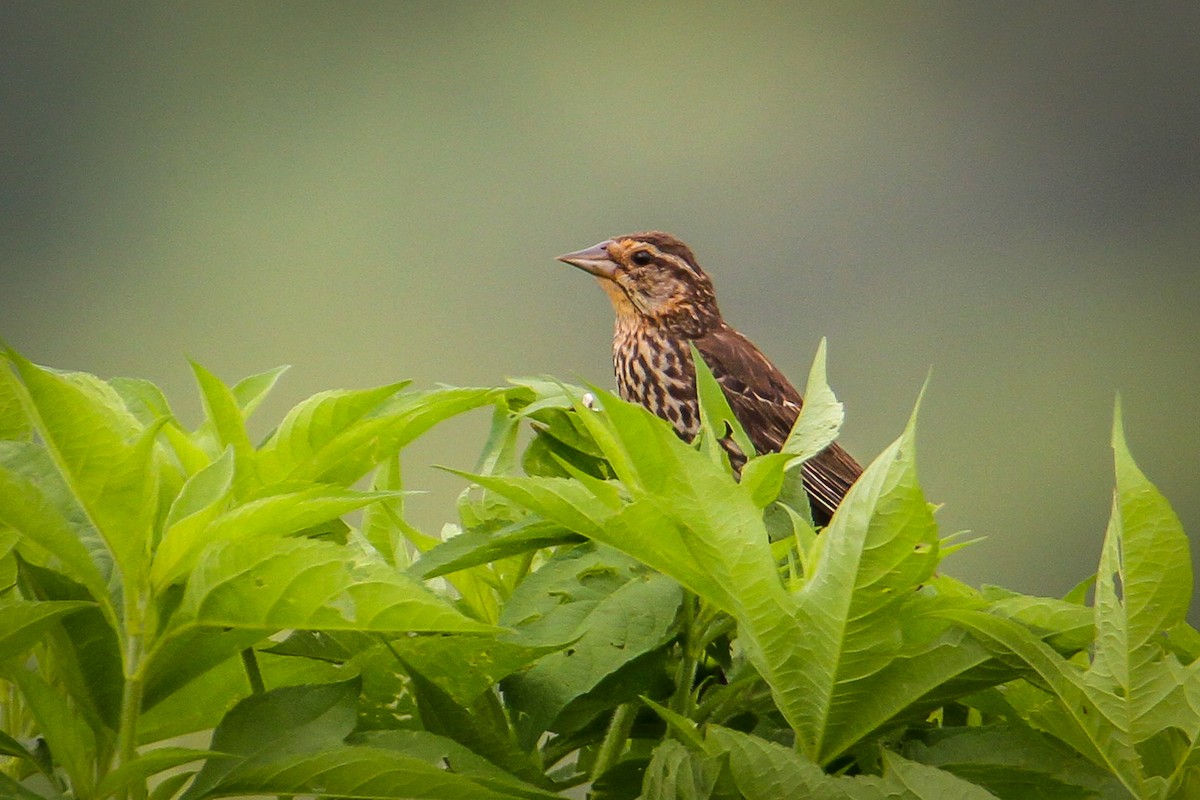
[3,4,1198,617]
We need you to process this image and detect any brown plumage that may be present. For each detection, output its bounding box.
[557,231,862,525]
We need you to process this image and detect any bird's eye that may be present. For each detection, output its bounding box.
[630,250,653,266]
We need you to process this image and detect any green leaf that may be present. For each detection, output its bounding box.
[7,667,98,798]
[445,470,611,541]
[148,771,196,800]
[780,337,844,462]
[411,519,582,580]
[642,738,719,800]
[356,729,562,799]
[0,357,32,440]
[152,482,396,588]
[0,441,112,610]
[1092,401,1192,690]
[12,560,125,731]
[150,447,235,587]
[255,382,409,483]
[0,729,37,761]
[140,625,268,715]
[182,679,359,800]
[704,726,885,800]
[189,361,256,477]
[943,608,1146,795]
[980,586,1094,653]
[0,599,93,657]
[882,750,1002,799]
[174,537,495,633]
[400,657,548,787]
[362,456,408,568]
[903,724,1122,800]
[201,745,534,800]
[0,773,55,800]
[258,385,494,486]
[499,545,683,736]
[8,353,161,593]
[138,650,253,741]
[229,364,290,420]
[109,376,175,428]
[95,748,225,800]
[775,393,939,762]
[386,635,565,708]
[689,344,754,468]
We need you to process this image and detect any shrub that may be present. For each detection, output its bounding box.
[0,343,1195,799]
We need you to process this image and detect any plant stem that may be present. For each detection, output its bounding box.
[590,702,637,781]
[114,632,146,800]
[113,578,155,800]
[669,595,700,717]
[241,648,266,695]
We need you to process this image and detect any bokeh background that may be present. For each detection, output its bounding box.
[3,4,1198,618]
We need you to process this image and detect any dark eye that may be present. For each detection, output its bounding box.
[630,250,653,266]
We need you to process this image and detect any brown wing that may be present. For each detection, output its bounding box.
[693,324,862,524]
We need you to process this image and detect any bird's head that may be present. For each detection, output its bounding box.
[557,231,721,335]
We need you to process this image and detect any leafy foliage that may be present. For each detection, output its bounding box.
[0,343,1196,799]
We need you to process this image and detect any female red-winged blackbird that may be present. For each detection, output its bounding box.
[558,231,862,525]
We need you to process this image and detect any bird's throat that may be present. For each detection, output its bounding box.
[597,276,639,319]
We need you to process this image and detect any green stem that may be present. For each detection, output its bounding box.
[590,703,637,781]
[241,648,266,695]
[511,549,536,591]
[112,577,156,800]
[669,595,700,717]
[114,633,146,800]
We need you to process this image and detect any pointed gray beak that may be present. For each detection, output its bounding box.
[557,240,619,279]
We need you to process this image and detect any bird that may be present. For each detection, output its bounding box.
[557,231,862,526]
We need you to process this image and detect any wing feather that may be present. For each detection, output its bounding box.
[693,325,862,524]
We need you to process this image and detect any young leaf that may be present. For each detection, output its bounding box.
[109,376,175,428]
[174,537,496,633]
[445,470,612,541]
[1091,402,1192,692]
[689,344,754,469]
[260,386,497,487]
[229,364,290,419]
[411,518,582,580]
[0,356,32,440]
[0,441,112,610]
[780,337,845,462]
[764,390,939,763]
[151,483,397,588]
[254,382,409,483]
[8,353,161,592]
[362,456,408,568]
[150,447,235,587]
[642,738,720,800]
[190,361,255,466]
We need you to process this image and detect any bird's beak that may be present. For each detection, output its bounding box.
[557,240,619,280]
